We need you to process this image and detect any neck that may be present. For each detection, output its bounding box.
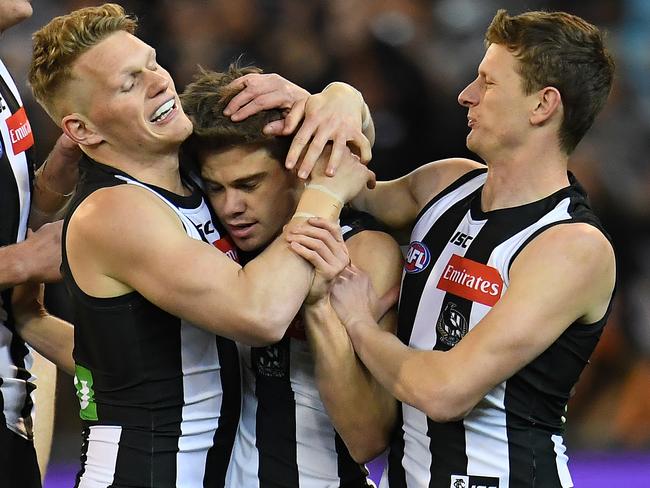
[480,140,569,212]
[84,146,188,195]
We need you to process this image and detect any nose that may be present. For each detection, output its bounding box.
[146,69,170,99]
[223,189,246,217]
[458,78,479,108]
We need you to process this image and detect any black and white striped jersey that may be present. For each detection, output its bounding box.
[384,169,612,488]
[226,208,382,488]
[63,156,241,488]
[0,58,37,442]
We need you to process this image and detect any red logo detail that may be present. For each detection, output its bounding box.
[6,107,34,155]
[437,254,503,306]
[285,315,306,341]
[213,236,239,263]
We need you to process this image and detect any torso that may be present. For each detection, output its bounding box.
[0,58,37,442]
[226,208,382,488]
[387,169,612,488]
[63,156,241,488]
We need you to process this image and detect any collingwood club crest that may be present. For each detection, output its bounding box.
[436,301,468,347]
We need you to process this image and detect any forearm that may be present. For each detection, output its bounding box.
[31,137,79,229]
[305,302,395,462]
[17,313,75,375]
[0,242,31,290]
[31,350,56,480]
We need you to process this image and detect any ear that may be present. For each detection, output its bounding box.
[61,114,103,147]
[530,87,562,126]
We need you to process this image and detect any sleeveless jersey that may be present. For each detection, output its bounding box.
[0,58,37,441]
[226,208,384,488]
[385,169,613,488]
[62,156,241,488]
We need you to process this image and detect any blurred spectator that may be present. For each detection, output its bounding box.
[2,1,648,477]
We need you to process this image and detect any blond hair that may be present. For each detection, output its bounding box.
[28,3,137,121]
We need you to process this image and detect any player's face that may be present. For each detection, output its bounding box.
[0,0,33,32]
[201,145,302,252]
[67,31,192,156]
[458,43,536,162]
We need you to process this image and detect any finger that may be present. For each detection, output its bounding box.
[229,93,280,121]
[353,134,372,165]
[300,131,330,178]
[289,241,332,274]
[305,218,344,242]
[223,86,257,117]
[366,169,377,190]
[287,232,337,264]
[282,98,307,135]
[326,138,347,176]
[286,125,315,174]
[263,119,286,136]
[289,223,346,257]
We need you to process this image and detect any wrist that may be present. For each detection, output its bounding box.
[292,184,343,222]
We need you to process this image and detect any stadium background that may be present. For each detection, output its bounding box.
[1,0,648,486]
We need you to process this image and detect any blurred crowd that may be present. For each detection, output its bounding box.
[1,0,648,458]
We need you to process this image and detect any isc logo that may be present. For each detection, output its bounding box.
[405,241,431,274]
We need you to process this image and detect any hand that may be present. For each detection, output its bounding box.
[286,218,350,305]
[223,72,310,130]
[38,133,81,195]
[309,146,376,203]
[23,221,64,283]
[286,83,372,179]
[330,265,398,332]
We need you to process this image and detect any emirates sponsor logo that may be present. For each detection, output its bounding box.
[6,107,34,155]
[437,254,503,306]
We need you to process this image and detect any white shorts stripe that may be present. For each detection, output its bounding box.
[551,434,574,487]
[77,425,122,488]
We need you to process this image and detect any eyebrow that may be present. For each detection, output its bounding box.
[203,171,268,186]
[119,48,157,76]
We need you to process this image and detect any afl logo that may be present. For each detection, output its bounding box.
[405,241,431,274]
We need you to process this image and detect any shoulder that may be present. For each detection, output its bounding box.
[511,222,615,322]
[68,184,184,247]
[409,158,485,210]
[347,230,403,284]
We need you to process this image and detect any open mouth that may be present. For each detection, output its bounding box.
[227,222,256,239]
[150,98,176,123]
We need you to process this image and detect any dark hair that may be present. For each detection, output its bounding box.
[486,9,615,154]
[181,64,290,164]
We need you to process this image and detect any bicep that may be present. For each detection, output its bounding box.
[67,190,255,340]
[347,231,403,333]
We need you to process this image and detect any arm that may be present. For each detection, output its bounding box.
[67,154,373,346]
[11,282,75,375]
[0,222,63,290]
[302,229,402,462]
[31,350,56,481]
[331,224,616,421]
[351,158,484,231]
[30,134,80,229]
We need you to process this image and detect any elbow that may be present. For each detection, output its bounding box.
[347,435,389,464]
[236,309,289,347]
[401,378,473,423]
[344,425,389,464]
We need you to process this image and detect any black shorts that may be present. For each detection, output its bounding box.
[0,422,41,488]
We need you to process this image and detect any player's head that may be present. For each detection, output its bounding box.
[181,66,301,252]
[29,3,192,160]
[0,0,33,33]
[458,9,614,157]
